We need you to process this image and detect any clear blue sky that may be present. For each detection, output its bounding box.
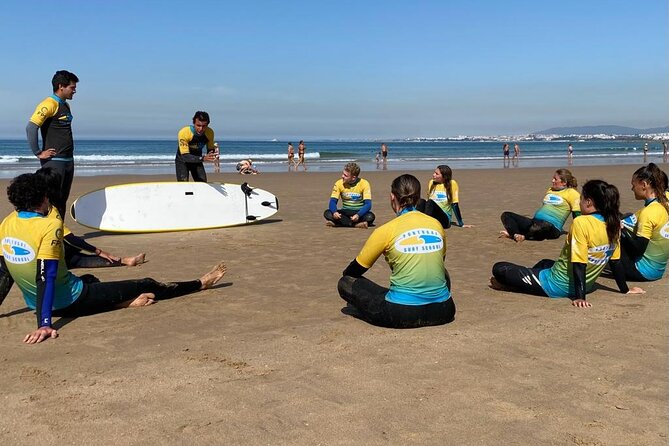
[1,0,667,139]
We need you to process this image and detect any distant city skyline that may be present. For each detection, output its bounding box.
[1,1,667,140]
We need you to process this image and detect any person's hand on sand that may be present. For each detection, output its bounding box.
[571,299,591,308]
[24,326,58,344]
[626,287,646,295]
[37,148,57,160]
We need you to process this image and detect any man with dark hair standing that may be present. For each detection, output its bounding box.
[26,70,79,219]
[176,111,219,182]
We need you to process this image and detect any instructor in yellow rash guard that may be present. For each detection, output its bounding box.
[175,111,219,182]
[26,70,79,219]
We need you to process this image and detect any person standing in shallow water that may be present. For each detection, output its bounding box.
[296,140,307,171]
[26,70,79,219]
[287,142,295,171]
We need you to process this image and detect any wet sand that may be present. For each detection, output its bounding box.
[0,164,667,445]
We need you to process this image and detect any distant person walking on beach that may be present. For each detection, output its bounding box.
[502,143,510,163]
[513,143,520,160]
[324,162,375,228]
[568,144,574,159]
[381,143,388,161]
[175,111,218,182]
[26,70,79,219]
[643,142,649,162]
[499,169,580,242]
[296,140,307,171]
[663,141,668,162]
[287,142,295,170]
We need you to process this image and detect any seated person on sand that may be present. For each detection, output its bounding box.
[236,159,259,175]
[0,173,227,344]
[421,164,474,229]
[491,180,644,308]
[36,167,145,269]
[499,168,580,242]
[324,162,375,228]
[338,174,455,328]
[618,163,669,282]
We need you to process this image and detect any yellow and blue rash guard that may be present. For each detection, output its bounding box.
[539,214,620,298]
[0,211,82,310]
[533,187,580,231]
[355,210,450,305]
[330,178,372,211]
[29,95,74,159]
[628,201,669,280]
[427,179,459,217]
[176,125,216,162]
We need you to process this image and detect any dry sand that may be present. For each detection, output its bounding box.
[0,164,667,445]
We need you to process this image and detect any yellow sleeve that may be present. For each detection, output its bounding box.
[635,206,655,239]
[178,127,193,155]
[569,218,589,264]
[451,180,460,203]
[37,218,64,260]
[426,180,434,198]
[29,97,58,127]
[205,128,216,150]
[355,225,391,268]
[568,189,581,211]
[362,179,372,201]
[330,180,342,200]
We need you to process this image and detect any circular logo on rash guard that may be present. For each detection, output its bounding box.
[543,194,564,205]
[2,237,36,264]
[394,229,443,254]
[660,222,669,239]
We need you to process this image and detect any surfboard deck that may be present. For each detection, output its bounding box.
[70,182,279,233]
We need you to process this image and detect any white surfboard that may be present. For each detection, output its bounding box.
[70,182,279,233]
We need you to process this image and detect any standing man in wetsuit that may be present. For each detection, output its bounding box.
[26,70,79,219]
[175,111,219,182]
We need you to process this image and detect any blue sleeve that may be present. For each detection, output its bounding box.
[452,202,464,226]
[35,259,58,328]
[357,199,372,217]
[328,197,339,213]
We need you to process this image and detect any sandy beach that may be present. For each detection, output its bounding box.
[0,164,667,445]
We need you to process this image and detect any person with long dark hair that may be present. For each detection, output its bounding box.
[619,163,669,281]
[337,174,455,327]
[425,165,473,228]
[499,168,580,242]
[491,180,645,308]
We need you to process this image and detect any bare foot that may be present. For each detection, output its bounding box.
[498,230,510,239]
[122,253,146,266]
[200,261,227,290]
[354,221,368,229]
[513,234,525,242]
[127,292,156,307]
[489,277,512,291]
[325,221,335,227]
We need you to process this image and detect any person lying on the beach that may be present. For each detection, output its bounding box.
[324,162,375,228]
[491,180,645,308]
[618,163,669,282]
[236,159,259,175]
[499,168,580,242]
[36,167,145,269]
[338,174,455,328]
[0,172,227,344]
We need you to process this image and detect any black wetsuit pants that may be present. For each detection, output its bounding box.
[492,260,553,296]
[40,159,74,219]
[54,277,202,317]
[175,159,207,182]
[337,276,455,328]
[324,209,376,227]
[64,244,123,269]
[500,212,561,241]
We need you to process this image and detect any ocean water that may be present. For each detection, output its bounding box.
[0,139,665,178]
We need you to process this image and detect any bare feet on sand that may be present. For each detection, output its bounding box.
[122,253,146,266]
[354,222,368,229]
[199,262,227,289]
[489,277,512,291]
[127,292,156,307]
[498,231,524,242]
[325,221,335,227]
